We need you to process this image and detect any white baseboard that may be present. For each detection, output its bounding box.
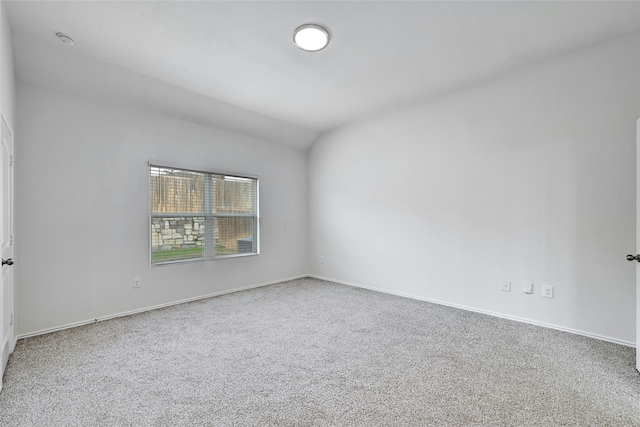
[16,273,636,349]
[16,275,308,341]
[309,274,636,349]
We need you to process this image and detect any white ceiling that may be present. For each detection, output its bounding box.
[5,1,640,150]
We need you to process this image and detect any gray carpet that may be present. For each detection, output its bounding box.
[0,277,638,426]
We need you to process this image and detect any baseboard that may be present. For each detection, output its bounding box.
[16,274,308,341]
[309,274,636,348]
[16,273,636,349]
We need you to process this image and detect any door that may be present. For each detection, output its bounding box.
[0,114,14,388]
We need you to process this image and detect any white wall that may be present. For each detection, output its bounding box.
[16,81,308,336]
[309,32,639,345]
[1,2,16,127]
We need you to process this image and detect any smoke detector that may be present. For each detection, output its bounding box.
[56,32,75,46]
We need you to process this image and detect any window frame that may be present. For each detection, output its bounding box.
[149,162,260,266]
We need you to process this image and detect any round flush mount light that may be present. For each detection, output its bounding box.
[293,24,330,52]
[56,32,76,46]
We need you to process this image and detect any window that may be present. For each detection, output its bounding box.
[149,164,259,265]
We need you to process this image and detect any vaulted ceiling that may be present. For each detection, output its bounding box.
[5,1,640,150]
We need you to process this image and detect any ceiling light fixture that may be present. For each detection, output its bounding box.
[293,24,330,52]
[56,32,76,46]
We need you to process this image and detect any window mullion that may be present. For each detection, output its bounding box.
[204,175,215,260]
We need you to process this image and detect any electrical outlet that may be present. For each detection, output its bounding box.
[133,277,141,288]
[502,281,511,292]
[542,285,554,299]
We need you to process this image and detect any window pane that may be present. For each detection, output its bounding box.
[149,164,259,265]
[214,217,257,256]
[151,216,205,264]
[151,167,205,214]
[211,175,257,215]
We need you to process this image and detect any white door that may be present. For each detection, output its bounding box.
[637,118,640,372]
[0,114,14,388]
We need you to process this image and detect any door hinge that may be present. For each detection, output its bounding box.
[10,234,13,246]
[9,313,13,326]
[9,154,13,167]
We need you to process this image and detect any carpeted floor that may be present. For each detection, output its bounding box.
[0,277,638,426]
